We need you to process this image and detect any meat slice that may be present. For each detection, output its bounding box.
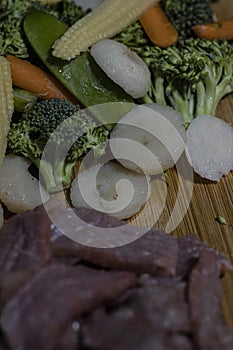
[53,228,178,277]
[81,307,167,350]
[166,334,193,350]
[0,264,136,350]
[0,205,52,274]
[177,234,232,278]
[0,341,7,350]
[188,250,233,350]
[53,322,80,350]
[133,279,191,333]
[0,268,38,304]
[81,278,192,350]
[75,207,126,228]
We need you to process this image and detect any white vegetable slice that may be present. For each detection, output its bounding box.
[70,161,151,220]
[90,39,151,98]
[185,114,233,181]
[110,103,186,175]
[0,155,50,213]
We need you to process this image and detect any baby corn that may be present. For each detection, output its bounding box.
[52,0,159,60]
[0,56,14,168]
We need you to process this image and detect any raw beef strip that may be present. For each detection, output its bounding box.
[53,321,80,350]
[81,279,192,350]
[75,207,126,228]
[177,234,232,278]
[188,250,233,350]
[53,228,178,277]
[0,264,136,350]
[0,268,38,304]
[0,205,52,274]
[81,307,168,350]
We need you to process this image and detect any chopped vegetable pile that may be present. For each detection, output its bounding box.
[0,0,231,219]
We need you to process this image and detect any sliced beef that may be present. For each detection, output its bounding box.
[53,228,178,277]
[53,322,80,350]
[47,202,134,248]
[0,341,7,350]
[0,205,52,274]
[81,278,192,350]
[75,207,126,228]
[177,234,232,278]
[132,279,191,333]
[0,268,38,305]
[81,307,167,350]
[188,250,233,350]
[166,334,193,350]
[0,264,136,350]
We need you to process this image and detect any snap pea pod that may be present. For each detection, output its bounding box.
[23,10,133,110]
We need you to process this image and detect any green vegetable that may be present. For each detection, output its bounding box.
[0,0,87,58]
[215,215,227,225]
[0,0,31,57]
[160,0,215,39]
[116,23,233,124]
[7,98,108,192]
[57,0,90,26]
[23,10,132,118]
[145,38,233,124]
[13,88,38,112]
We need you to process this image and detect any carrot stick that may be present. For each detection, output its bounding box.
[193,18,233,41]
[139,3,178,48]
[6,55,77,103]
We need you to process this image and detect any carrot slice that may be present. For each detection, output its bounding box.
[194,18,233,41]
[139,3,178,48]
[6,55,77,103]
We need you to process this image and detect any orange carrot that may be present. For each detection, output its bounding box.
[139,3,178,48]
[6,55,77,103]
[194,18,233,41]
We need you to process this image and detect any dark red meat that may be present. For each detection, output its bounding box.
[0,264,136,350]
[188,250,233,350]
[81,279,192,350]
[53,228,178,277]
[177,234,232,278]
[0,205,52,274]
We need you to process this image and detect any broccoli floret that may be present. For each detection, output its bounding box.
[58,0,90,26]
[160,0,215,39]
[0,0,87,58]
[141,38,233,124]
[0,0,30,57]
[7,98,108,192]
[115,21,233,125]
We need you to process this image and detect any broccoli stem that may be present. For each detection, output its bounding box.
[54,160,75,191]
[33,159,58,193]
